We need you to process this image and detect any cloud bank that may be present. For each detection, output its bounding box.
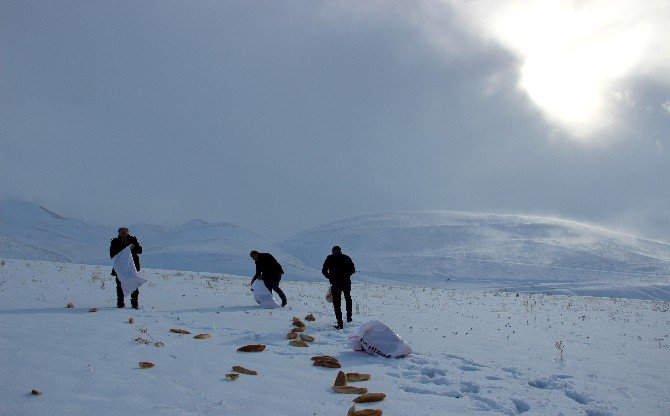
[1,1,668,241]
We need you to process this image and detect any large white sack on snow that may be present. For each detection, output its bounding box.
[112,246,147,296]
[347,320,412,358]
[251,279,280,309]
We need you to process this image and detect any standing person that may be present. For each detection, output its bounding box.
[250,250,287,307]
[110,227,143,309]
[322,246,355,329]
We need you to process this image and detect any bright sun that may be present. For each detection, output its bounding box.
[469,0,655,139]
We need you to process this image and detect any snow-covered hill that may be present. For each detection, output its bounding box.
[0,200,318,279]
[0,259,668,415]
[0,200,113,263]
[3,201,670,299]
[135,219,319,278]
[282,212,670,299]
[0,232,68,262]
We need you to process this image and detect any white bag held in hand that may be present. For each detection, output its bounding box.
[251,279,280,309]
[112,245,147,296]
[347,320,412,358]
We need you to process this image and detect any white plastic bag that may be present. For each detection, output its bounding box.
[251,279,280,309]
[325,287,333,303]
[112,245,146,296]
[347,320,412,358]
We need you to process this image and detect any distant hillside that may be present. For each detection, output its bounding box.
[281,212,670,298]
[0,200,112,263]
[0,233,68,262]
[3,200,669,298]
[135,219,319,278]
[0,200,318,279]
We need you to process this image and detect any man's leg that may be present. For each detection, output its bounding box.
[131,266,141,309]
[331,285,343,328]
[264,277,287,307]
[115,277,125,308]
[343,285,352,323]
[270,281,287,307]
[131,289,139,309]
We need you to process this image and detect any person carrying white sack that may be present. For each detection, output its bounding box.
[109,227,144,309]
[249,250,288,307]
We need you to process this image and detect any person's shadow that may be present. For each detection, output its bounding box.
[0,307,114,315]
[160,305,258,314]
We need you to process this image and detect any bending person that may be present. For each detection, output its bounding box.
[250,250,287,307]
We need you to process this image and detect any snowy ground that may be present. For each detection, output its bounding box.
[1,258,669,415]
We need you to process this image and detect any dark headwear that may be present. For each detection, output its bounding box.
[250,250,259,257]
[332,246,341,254]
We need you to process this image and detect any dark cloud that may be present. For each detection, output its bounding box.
[1,1,668,241]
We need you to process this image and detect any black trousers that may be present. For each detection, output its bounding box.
[263,276,287,306]
[115,277,139,308]
[331,281,352,325]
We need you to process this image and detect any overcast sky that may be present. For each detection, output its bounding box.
[1,0,669,241]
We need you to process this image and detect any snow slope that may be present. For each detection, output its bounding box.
[3,201,670,299]
[0,259,668,415]
[0,233,68,262]
[282,212,670,299]
[135,219,319,279]
[0,200,113,263]
[0,200,317,279]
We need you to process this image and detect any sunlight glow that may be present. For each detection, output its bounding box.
[453,0,670,140]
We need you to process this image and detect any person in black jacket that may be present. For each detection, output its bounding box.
[322,245,355,329]
[110,227,143,309]
[250,250,287,307]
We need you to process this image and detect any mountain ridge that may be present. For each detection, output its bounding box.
[2,199,669,299]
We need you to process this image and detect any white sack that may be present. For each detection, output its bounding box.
[347,320,412,358]
[112,245,146,296]
[251,279,280,309]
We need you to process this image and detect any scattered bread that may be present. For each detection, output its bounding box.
[139,361,155,369]
[334,371,347,387]
[287,332,298,339]
[193,333,211,340]
[289,339,309,347]
[346,373,371,382]
[232,366,257,375]
[88,308,97,313]
[333,386,368,394]
[292,317,306,327]
[128,317,134,324]
[66,303,74,309]
[291,327,305,333]
[31,389,42,396]
[225,373,239,380]
[305,314,316,321]
[314,360,341,368]
[311,355,338,362]
[299,334,315,342]
[237,344,266,352]
[348,405,383,416]
[353,393,386,403]
[154,341,164,347]
[170,328,191,334]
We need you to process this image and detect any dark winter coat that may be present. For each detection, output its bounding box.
[254,252,284,281]
[110,235,142,276]
[322,253,355,286]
